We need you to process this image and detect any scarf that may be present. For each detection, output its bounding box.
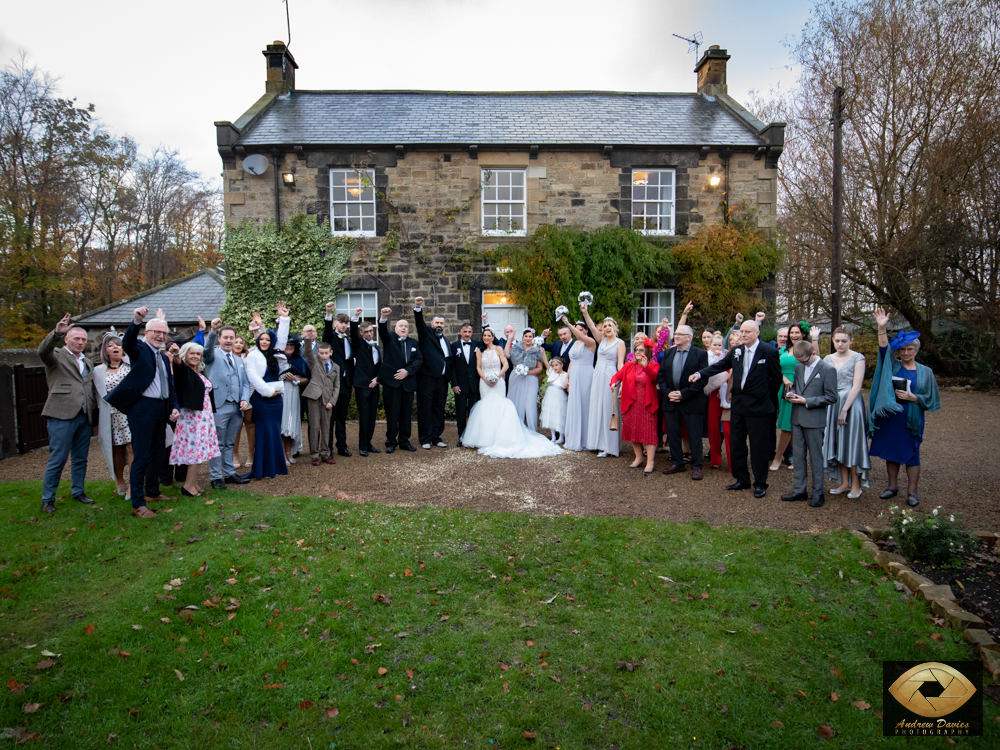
[867,346,941,439]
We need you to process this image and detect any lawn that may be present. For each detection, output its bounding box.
[0,480,996,749]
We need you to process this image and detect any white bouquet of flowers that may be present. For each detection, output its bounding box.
[514,364,530,377]
[555,305,569,321]
[485,373,499,384]
[578,291,594,307]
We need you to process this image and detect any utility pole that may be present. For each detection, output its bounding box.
[831,86,845,347]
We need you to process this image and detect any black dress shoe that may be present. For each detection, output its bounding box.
[225,474,250,485]
[359,450,369,457]
[781,491,808,502]
[809,494,825,508]
[73,493,95,505]
[385,446,396,454]
[367,446,380,454]
[41,502,55,515]
[726,482,751,491]
[401,444,418,452]
[753,486,767,498]
[210,479,227,490]
[338,449,352,457]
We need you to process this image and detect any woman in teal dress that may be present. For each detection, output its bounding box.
[770,322,820,471]
[868,308,941,508]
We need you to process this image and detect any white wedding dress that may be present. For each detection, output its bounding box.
[461,348,563,459]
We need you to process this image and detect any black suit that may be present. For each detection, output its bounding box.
[378,319,423,449]
[323,319,355,452]
[350,319,382,452]
[657,346,709,470]
[696,341,782,489]
[450,338,481,440]
[106,320,179,506]
[542,339,574,368]
[413,309,453,445]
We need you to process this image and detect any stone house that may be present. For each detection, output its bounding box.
[216,42,783,336]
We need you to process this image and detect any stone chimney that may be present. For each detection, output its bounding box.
[695,45,730,97]
[263,41,297,95]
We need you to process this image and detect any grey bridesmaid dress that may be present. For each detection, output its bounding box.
[822,352,871,487]
[562,341,594,451]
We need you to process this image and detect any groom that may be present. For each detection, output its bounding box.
[412,297,453,450]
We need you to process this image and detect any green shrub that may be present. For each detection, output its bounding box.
[886,505,975,565]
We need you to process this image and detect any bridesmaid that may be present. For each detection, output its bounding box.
[560,313,596,451]
[823,326,870,497]
[582,303,626,457]
[507,328,546,431]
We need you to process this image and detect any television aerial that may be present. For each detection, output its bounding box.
[672,32,703,59]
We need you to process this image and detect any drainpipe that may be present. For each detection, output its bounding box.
[272,147,282,232]
[719,147,733,224]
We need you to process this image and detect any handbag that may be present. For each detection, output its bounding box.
[609,383,620,431]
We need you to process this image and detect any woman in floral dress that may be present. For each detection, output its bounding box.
[169,342,220,497]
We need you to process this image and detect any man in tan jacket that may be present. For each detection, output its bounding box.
[38,313,98,514]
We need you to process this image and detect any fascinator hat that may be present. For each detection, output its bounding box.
[642,337,656,350]
[796,320,812,336]
[890,330,920,350]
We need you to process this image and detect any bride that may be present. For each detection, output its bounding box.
[461,328,563,459]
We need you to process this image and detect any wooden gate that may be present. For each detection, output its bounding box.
[14,365,48,453]
[0,365,16,459]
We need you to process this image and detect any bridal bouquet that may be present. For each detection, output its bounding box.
[485,373,499,384]
[555,305,569,321]
[513,364,530,377]
[578,291,594,307]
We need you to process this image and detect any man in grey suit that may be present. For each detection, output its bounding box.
[204,318,252,490]
[781,341,838,508]
[37,313,98,514]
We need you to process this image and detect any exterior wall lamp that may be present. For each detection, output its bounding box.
[282,172,296,187]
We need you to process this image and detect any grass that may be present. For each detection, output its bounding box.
[0,479,997,749]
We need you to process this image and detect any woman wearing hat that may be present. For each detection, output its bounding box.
[868,308,941,507]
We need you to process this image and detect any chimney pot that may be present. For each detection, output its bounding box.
[263,41,298,95]
[695,45,730,97]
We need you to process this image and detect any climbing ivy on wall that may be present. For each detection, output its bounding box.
[219,215,353,331]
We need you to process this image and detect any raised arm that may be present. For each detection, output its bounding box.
[38,313,74,366]
[874,307,890,349]
[560,314,595,348]
[203,318,220,363]
[412,297,430,340]
[274,302,290,351]
[581,302,601,341]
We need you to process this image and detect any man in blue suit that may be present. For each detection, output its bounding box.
[104,307,179,518]
[204,318,252,490]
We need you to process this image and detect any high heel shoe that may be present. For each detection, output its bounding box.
[181,488,200,498]
[629,462,643,469]
[769,464,781,472]
[644,467,656,475]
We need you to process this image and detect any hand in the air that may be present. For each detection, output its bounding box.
[276,301,289,318]
[380,307,392,319]
[326,301,336,316]
[155,308,166,320]
[540,328,551,338]
[54,313,73,334]
[354,307,363,318]
[683,301,694,314]
[874,307,890,328]
[735,312,744,325]
[197,316,206,331]
[414,296,424,308]
[755,311,766,324]
[134,307,149,323]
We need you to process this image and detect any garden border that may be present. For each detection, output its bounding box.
[847,525,1000,683]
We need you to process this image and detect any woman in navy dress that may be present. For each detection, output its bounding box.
[868,308,941,507]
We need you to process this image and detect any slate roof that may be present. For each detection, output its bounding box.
[74,269,226,327]
[235,91,768,148]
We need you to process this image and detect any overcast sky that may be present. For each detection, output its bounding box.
[3,0,813,185]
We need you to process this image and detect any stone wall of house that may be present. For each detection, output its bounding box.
[222,148,778,331]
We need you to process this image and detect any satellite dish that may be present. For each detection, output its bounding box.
[243,154,269,176]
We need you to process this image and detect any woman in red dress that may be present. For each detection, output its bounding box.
[610,338,660,474]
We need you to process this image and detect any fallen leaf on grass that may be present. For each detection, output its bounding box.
[299,700,314,710]
[500,663,509,671]
[263,683,285,689]
[797,690,808,698]
[378,667,388,675]
[326,707,339,718]
[36,659,55,670]
[39,650,58,658]
[278,661,288,672]
[7,679,26,694]
[819,724,834,738]
[525,641,535,647]
[85,624,94,635]
[204,500,214,505]
[721,705,728,714]
[771,721,784,729]
[440,615,449,621]
[930,633,943,642]
[522,731,535,739]
[351,659,359,666]
[503,681,509,693]
[173,522,182,531]
[615,661,635,672]
[173,670,184,681]
[830,669,842,677]
[118,652,130,659]
[406,669,414,679]
[852,700,870,711]
[831,692,839,702]
[22,703,42,714]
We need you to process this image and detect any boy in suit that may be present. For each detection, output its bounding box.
[781,340,839,507]
[689,320,782,497]
[350,310,382,456]
[450,322,481,445]
[302,340,341,466]
[37,314,98,514]
[378,308,423,453]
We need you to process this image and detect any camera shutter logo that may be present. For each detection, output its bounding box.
[887,662,977,718]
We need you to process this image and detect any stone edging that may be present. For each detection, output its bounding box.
[848,526,1000,683]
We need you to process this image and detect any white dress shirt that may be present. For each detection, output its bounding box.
[802,356,820,385]
[460,340,472,363]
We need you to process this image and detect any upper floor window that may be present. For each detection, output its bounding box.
[330,169,375,236]
[631,169,675,235]
[481,169,526,236]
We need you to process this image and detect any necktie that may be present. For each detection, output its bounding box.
[227,353,234,370]
[741,346,752,390]
[157,354,169,399]
[672,348,687,386]
[326,361,331,374]
[401,338,408,363]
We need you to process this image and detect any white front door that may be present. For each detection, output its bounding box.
[482,291,528,337]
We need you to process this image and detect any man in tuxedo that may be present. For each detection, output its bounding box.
[37,314,98,514]
[323,304,355,457]
[539,325,575,367]
[690,320,782,497]
[412,297,452,449]
[450,323,481,446]
[350,308,382,456]
[203,319,252,490]
[656,325,709,479]
[105,307,180,518]
[377,307,423,453]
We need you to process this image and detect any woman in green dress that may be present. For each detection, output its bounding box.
[770,322,821,471]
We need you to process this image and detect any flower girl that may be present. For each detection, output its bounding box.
[540,357,569,443]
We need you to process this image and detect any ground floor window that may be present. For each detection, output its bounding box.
[335,291,379,341]
[632,289,675,337]
[482,290,528,335]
